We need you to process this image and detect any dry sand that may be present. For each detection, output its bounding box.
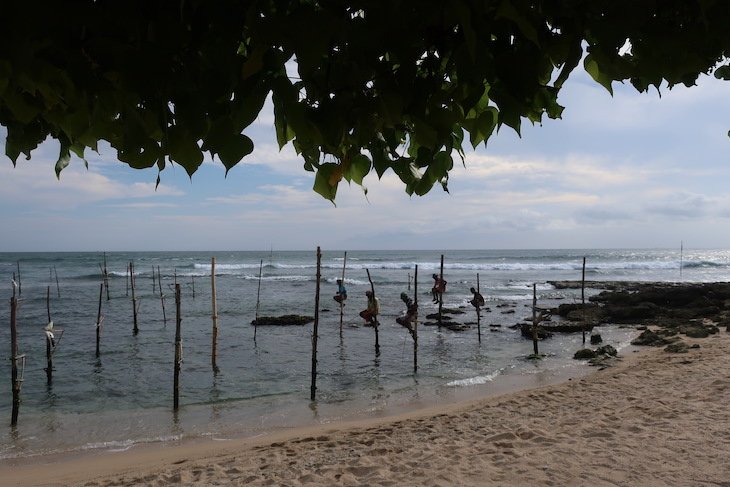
[3,332,729,486]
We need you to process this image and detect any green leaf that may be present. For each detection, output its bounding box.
[584,55,614,95]
[55,143,71,179]
[495,0,540,46]
[313,163,340,202]
[467,107,498,148]
[715,65,730,80]
[167,126,203,177]
[219,134,254,175]
[343,154,371,185]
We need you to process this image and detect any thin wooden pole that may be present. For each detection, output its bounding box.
[581,256,586,344]
[191,275,196,299]
[408,273,411,291]
[438,254,444,329]
[211,257,218,372]
[174,267,178,287]
[158,266,167,325]
[339,251,347,336]
[531,283,538,353]
[96,282,103,358]
[16,261,21,296]
[477,273,482,344]
[365,269,379,357]
[310,247,322,401]
[125,262,130,297]
[131,262,138,335]
[103,253,110,301]
[173,283,182,410]
[255,259,263,342]
[47,285,52,323]
[10,294,21,426]
[54,265,60,298]
[413,265,418,374]
[45,286,53,385]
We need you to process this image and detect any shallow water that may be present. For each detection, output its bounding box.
[0,248,726,459]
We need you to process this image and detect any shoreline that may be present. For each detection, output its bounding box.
[4,332,728,486]
[1,349,602,465]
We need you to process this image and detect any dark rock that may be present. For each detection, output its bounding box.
[607,302,660,322]
[590,333,603,344]
[690,344,701,349]
[680,326,709,338]
[631,329,671,346]
[252,315,314,326]
[538,322,594,333]
[489,324,502,327]
[519,324,552,340]
[425,313,452,320]
[556,303,581,316]
[501,309,515,314]
[595,344,618,356]
[588,355,620,368]
[574,348,596,359]
[665,341,690,353]
[441,308,466,315]
[443,322,470,332]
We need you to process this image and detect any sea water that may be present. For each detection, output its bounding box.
[0,248,727,459]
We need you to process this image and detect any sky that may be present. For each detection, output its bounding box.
[1,67,729,252]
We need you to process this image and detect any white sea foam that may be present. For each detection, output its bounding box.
[193,260,726,272]
[447,370,501,387]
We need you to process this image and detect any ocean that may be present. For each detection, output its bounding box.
[0,248,728,460]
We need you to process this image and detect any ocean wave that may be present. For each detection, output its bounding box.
[447,370,501,387]
[0,434,183,460]
[190,260,729,272]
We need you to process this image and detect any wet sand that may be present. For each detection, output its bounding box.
[2,332,728,486]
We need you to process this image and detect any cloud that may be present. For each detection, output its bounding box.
[0,159,184,209]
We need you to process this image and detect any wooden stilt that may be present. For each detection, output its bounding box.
[16,261,21,296]
[45,286,53,385]
[211,257,218,372]
[103,253,110,301]
[158,266,167,325]
[365,269,380,357]
[10,293,21,426]
[310,247,321,401]
[173,284,182,410]
[477,273,482,344]
[126,262,130,297]
[191,275,196,299]
[413,265,418,374]
[255,259,263,342]
[581,256,586,344]
[438,254,444,329]
[339,251,347,337]
[96,282,103,358]
[131,262,138,335]
[54,265,60,298]
[532,283,538,352]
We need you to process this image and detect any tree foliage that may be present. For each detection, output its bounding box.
[1,1,728,200]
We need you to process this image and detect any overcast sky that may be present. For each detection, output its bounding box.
[1,68,729,252]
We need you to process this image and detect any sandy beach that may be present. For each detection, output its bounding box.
[1,330,727,487]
